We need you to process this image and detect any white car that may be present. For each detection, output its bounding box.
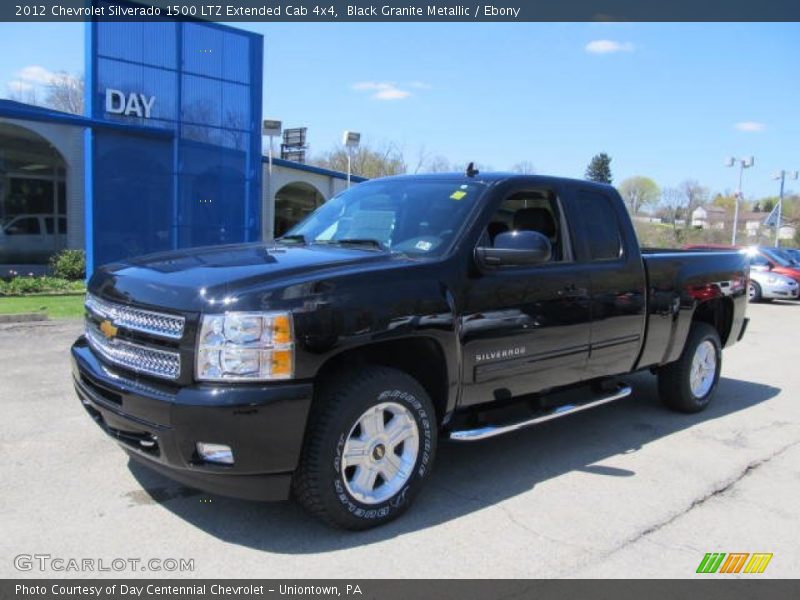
[0,214,66,263]
[748,268,799,302]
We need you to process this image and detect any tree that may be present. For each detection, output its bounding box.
[45,72,84,115]
[6,71,84,115]
[585,153,613,184]
[618,177,660,214]
[679,180,708,229]
[312,142,407,178]
[511,160,536,174]
[712,193,747,213]
[661,186,686,242]
[422,155,453,173]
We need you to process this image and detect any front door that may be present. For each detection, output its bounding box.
[458,186,592,407]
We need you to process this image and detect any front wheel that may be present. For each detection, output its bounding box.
[293,366,437,530]
[658,322,722,413]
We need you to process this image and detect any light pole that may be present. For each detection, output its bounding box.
[725,156,754,246]
[262,120,282,240]
[342,131,361,188]
[772,169,798,247]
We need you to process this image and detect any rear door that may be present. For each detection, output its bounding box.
[458,183,593,407]
[570,187,647,379]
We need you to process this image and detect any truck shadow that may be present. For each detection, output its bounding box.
[127,373,779,553]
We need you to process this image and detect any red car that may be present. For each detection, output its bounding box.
[685,244,800,286]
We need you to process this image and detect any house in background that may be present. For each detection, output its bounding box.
[690,205,793,240]
[691,205,728,229]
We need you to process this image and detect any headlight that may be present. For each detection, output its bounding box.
[196,312,294,381]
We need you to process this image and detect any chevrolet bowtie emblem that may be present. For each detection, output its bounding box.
[100,320,118,339]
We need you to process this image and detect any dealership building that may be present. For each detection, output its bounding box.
[0,15,363,274]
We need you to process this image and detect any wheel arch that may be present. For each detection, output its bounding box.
[313,336,452,426]
[692,297,734,346]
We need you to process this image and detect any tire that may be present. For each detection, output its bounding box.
[748,281,763,303]
[292,366,438,530]
[658,322,722,413]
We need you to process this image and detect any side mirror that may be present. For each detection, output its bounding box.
[475,230,552,267]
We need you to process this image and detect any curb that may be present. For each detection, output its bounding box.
[0,312,49,324]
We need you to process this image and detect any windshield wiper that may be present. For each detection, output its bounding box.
[275,234,307,245]
[315,238,386,250]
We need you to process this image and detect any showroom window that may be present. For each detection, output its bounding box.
[0,123,67,264]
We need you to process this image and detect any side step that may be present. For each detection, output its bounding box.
[448,384,632,442]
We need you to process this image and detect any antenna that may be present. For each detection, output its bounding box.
[465,162,479,177]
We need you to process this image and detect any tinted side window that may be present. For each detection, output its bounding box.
[481,190,567,261]
[575,191,622,261]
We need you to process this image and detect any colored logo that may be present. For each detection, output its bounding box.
[100,320,119,340]
[697,553,773,574]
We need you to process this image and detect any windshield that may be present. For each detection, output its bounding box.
[761,247,794,267]
[284,178,486,257]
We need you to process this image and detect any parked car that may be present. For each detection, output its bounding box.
[746,246,800,286]
[0,213,67,263]
[687,243,800,289]
[779,247,800,265]
[72,173,749,529]
[748,268,799,302]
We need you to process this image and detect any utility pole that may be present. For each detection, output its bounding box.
[772,169,798,247]
[726,156,754,246]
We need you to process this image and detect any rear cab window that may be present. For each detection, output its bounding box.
[572,190,623,261]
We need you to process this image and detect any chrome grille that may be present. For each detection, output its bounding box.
[85,294,185,340]
[85,322,181,380]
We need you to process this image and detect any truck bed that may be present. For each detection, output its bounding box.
[637,250,748,369]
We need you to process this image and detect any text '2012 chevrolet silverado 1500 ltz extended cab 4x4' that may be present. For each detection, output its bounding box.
[72,171,749,529]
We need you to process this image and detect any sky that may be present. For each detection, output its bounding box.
[0,21,798,199]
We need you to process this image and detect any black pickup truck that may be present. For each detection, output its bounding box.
[72,172,749,529]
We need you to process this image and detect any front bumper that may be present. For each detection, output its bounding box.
[71,337,313,501]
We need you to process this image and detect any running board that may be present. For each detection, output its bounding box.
[448,384,632,442]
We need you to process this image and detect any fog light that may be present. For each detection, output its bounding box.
[196,442,234,465]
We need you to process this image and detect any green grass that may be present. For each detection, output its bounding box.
[0,294,85,319]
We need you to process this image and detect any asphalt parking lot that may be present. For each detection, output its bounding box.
[1,302,798,579]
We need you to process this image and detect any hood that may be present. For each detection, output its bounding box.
[772,265,800,282]
[89,242,412,312]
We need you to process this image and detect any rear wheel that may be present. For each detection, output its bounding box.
[658,322,722,413]
[748,281,763,303]
[293,366,437,530]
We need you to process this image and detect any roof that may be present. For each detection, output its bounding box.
[376,172,618,191]
[267,157,368,183]
[700,205,728,214]
[0,98,172,138]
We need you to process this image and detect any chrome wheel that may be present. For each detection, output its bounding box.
[690,340,717,398]
[748,282,756,300]
[341,401,420,505]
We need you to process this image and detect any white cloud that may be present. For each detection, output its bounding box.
[16,65,58,85]
[735,121,766,132]
[373,87,411,100]
[7,80,33,93]
[352,81,413,101]
[5,65,81,99]
[585,40,635,54]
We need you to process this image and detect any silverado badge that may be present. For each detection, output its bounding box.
[99,320,118,339]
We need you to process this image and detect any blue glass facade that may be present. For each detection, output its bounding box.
[85,12,262,272]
